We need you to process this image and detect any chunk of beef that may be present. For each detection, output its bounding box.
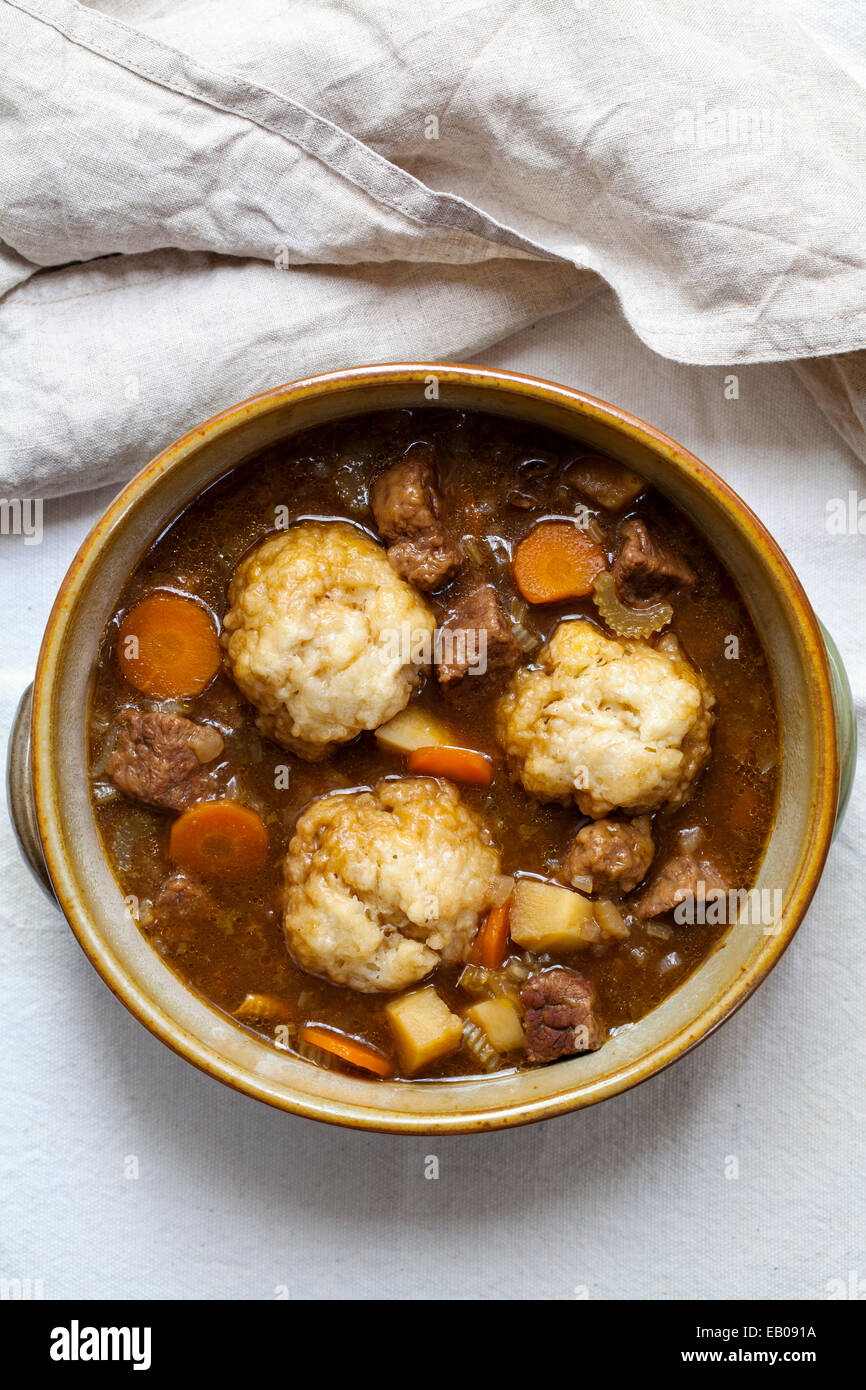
[520,967,603,1063]
[561,815,655,895]
[612,518,696,607]
[635,851,731,919]
[154,874,217,923]
[370,444,462,591]
[370,444,440,538]
[436,583,522,688]
[385,536,462,591]
[107,708,224,813]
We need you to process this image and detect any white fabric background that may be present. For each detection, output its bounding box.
[2,289,864,1300]
[1,0,864,1301]
[4,0,866,494]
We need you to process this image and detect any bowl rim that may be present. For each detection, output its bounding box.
[30,361,840,1132]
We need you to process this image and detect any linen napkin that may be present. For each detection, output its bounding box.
[1,0,866,494]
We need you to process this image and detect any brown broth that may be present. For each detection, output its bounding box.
[89,408,780,1080]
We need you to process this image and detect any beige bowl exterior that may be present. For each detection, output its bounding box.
[30,364,839,1132]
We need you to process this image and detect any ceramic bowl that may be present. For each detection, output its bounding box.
[7,364,856,1132]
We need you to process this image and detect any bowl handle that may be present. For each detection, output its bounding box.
[6,684,56,901]
[818,622,857,837]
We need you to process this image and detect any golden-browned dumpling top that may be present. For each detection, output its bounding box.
[283,778,507,993]
[495,619,713,817]
[222,521,436,759]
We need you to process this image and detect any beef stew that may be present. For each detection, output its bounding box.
[88,408,779,1081]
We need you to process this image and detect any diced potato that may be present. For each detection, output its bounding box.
[594,897,630,941]
[375,705,454,755]
[563,456,645,511]
[509,877,600,952]
[465,998,525,1053]
[384,987,463,1074]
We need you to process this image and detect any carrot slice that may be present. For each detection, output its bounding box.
[471,897,513,969]
[513,521,607,603]
[118,592,221,699]
[407,745,494,788]
[169,800,268,881]
[299,1024,394,1078]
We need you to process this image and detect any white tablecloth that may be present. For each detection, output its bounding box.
[2,290,863,1300]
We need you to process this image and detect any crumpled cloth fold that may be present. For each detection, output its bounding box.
[2,0,866,493]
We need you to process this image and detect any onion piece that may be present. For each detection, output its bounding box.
[594,898,630,940]
[646,921,673,940]
[485,536,512,570]
[490,874,516,906]
[655,631,682,658]
[677,825,704,851]
[91,782,120,804]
